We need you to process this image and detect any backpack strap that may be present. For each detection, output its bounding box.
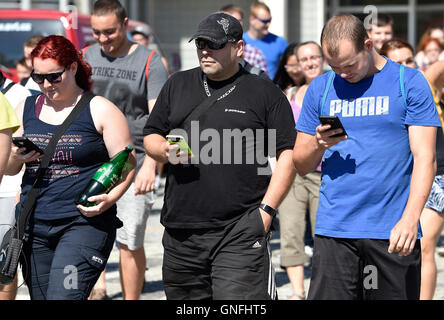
[320,71,335,116]
[1,81,15,95]
[244,61,261,76]
[81,45,91,57]
[145,50,156,86]
[399,64,407,108]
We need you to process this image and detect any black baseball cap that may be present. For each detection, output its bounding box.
[189,12,243,45]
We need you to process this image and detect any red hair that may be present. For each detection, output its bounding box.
[31,35,92,91]
[417,36,444,53]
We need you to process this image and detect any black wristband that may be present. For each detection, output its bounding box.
[259,203,277,217]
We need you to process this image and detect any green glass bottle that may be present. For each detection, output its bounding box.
[75,145,133,207]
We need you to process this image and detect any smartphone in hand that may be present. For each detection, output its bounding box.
[12,137,45,154]
[319,116,348,138]
[166,135,194,157]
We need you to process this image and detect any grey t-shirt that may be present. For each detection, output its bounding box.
[84,43,168,168]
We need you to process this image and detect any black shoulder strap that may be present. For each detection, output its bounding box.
[15,91,95,240]
[20,77,29,87]
[243,60,262,76]
[181,73,246,132]
[1,82,15,95]
[0,72,5,88]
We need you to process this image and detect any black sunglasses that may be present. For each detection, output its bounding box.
[255,16,272,24]
[31,67,66,84]
[195,38,229,50]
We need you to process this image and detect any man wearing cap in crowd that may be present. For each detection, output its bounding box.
[143,12,296,300]
[131,25,169,73]
[131,25,151,47]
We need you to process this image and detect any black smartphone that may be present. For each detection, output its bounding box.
[12,137,45,154]
[319,116,348,138]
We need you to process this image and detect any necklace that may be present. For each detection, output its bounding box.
[44,91,83,111]
[203,75,211,97]
[202,74,241,102]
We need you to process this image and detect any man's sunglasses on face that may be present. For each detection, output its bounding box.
[255,16,272,24]
[31,67,66,84]
[195,38,229,50]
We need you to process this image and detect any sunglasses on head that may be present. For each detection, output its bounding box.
[255,16,272,24]
[30,67,66,84]
[195,38,229,50]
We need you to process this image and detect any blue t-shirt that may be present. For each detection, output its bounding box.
[296,59,441,239]
[242,32,287,80]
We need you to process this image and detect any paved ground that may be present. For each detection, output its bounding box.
[13,179,444,300]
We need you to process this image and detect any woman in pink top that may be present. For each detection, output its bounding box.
[279,41,325,300]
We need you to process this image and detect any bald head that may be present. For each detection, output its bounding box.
[321,14,369,58]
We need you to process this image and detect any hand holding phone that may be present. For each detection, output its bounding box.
[319,116,348,138]
[166,135,194,157]
[12,137,45,154]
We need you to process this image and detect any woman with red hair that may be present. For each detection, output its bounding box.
[420,38,444,71]
[5,35,136,300]
[415,28,444,71]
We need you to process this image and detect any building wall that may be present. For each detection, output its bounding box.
[300,0,324,44]
[3,0,443,68]
[287,0,301,45]
[0,0,60,9]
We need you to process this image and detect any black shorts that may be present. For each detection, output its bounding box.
[307,235,421,300]
[162,208,276,300]
[22,214,116,300]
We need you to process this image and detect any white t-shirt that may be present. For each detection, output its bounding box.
[0,79,31,197]
[23,77,41,94]
[2,78,31,109]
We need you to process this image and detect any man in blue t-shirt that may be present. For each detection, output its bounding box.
[243,1,287,79]
[294,14,441,300]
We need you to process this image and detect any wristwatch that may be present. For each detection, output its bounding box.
[259,203,277,217]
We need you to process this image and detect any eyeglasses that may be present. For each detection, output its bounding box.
[254,16,272,24]
[425,47,441,54]
[195,38,230,50]
[298,55,322,64]
[284,64,299,71]
[31,68,66,84]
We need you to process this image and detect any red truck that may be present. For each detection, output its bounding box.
[0,9,159,82]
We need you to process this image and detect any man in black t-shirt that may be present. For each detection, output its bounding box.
[143,12,296,300]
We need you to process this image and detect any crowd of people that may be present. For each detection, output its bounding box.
[0,0,444,301]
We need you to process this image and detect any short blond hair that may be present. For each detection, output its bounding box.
[220,4,244,19]
[249,1,270,17]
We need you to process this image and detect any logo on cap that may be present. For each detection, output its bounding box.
[217,17,230,35]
